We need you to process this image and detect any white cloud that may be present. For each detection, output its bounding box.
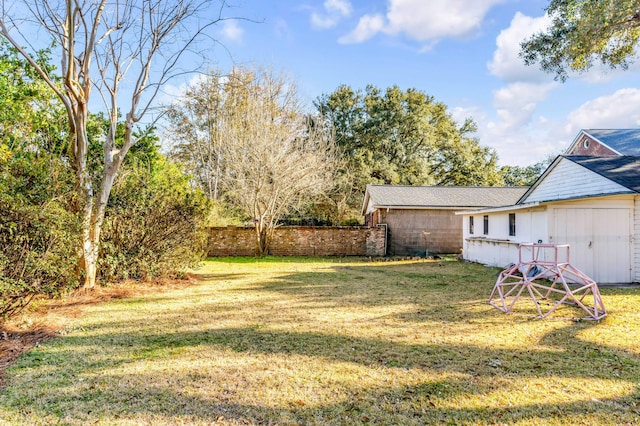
[338,14,385,43]
[159,74,208,103]
[451,101,563,166]
[274,18,293,41]
[492,82,557,131]
[488,11,640,85]
[311,13,336,29]
[470,112,568,166]
[453,81,566,166]
[325,0,352,16]
[573,59,640,84]
[470,12,640,167]
[564,88,640,135]
[385,0,505,40]
[221,20,244,43]
[480,11,564,164]
[340,0,505,45]
[452,105,487,126]
[460,87,640,166]
[487,12,553,83]
[311,0,352,29]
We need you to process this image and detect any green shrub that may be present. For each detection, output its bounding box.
[99,156,209,282]
[0,145,79,319]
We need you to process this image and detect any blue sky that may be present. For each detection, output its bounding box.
[192,0,640,166]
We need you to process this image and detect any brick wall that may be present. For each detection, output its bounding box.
[207,226,387,257]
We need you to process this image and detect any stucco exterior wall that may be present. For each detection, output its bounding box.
[377,208,463,256]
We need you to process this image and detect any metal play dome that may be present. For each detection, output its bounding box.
[489,243,606,320]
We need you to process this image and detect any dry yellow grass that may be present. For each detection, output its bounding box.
[0,257,639,425]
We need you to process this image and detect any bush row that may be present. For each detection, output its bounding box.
[0,144,209,321]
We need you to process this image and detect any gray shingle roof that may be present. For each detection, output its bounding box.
[365,185,529,210]
[566,155,640,193]
[584,129,640,155]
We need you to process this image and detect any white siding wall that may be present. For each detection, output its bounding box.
[547,197,634,283]
[524,159,629,203]
[462,208,548,267]
[462,196,637,283]
[635,196,640,282]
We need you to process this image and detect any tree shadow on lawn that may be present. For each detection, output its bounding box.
[253,261,535,325]
[258,261,492,299]
[2,320,639,424]
[4,367,635,425]
[2,261,639,424]
[255,261,639,324]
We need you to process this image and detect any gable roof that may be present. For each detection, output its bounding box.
[362,185,529,215]
[567,155,640,193]
[573,129,640,155]
[517,155,640,204]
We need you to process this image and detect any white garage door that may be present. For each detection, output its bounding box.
[553,208,631,283]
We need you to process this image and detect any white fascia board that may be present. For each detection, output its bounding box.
[454,202,540,215]
[373,206,484,211]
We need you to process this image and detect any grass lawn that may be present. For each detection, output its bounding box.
[1,257,639,425]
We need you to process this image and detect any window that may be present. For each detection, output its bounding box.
[483,215,489,235]
[509,213,516,236]
[469,216,474,234]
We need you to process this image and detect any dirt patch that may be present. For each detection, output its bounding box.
[0,277,196,388]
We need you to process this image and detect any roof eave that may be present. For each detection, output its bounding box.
[369,205,496,211]
[455,202,541,215]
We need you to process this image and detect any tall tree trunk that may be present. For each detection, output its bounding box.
[254,221,271,256]
[254,222,264,256]
[70,108,102,290]
[80,231,99,289]
[1,0,229,289]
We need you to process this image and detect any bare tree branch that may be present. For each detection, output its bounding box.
[0,0,231,287]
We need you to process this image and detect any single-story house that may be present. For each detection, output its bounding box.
[459,154,640,283]
[362,185,528,256]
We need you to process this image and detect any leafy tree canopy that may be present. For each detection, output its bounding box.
[0,39,67,152]
[499,156,555,186]
[315,84,502,215]
[521,0,640,81]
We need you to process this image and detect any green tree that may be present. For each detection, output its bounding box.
[100,151,209,282]
[0,40,67,152]
[0,144,78,320]
[499,156,555,186]
[0,40,79,320]
[316,84,502,217]
[1,0,228,288]
[521,0,640,81]
[0,40,207,316]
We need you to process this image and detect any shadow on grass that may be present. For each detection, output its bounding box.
[6,369,634,425]
[2,322,639,424]
[253,261,523,326]
[1,260,639,424]
[189,273,249,282]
